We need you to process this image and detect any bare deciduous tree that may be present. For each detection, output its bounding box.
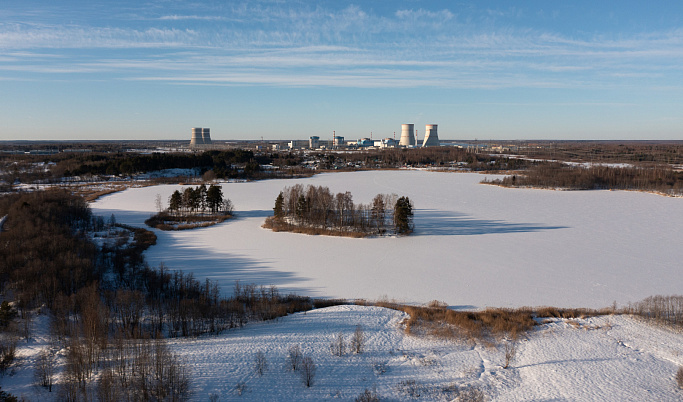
[254,351,268,376]
[503,341,517,369]
[288,344,302,371]
[34,348,57,392]
[330,332,345,357]
[300,356,316,387]
[350,325,365,354]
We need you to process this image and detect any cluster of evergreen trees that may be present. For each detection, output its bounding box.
[167,184,233,215]
[269,184,414,235]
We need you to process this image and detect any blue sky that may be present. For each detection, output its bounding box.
[1,1,682,141]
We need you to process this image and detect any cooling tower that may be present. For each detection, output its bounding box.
[190,127,204,146]
[422,124,440,147]
[399,124,415,146]
[202,128,212,145]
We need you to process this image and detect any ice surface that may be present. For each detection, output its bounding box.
[91,170,683,308]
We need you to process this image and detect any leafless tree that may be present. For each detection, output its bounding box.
[503,340,517,369]
[34,348,57,392]
[330,331,345,356]
[350,324,365,354]
[300,356,316,387]
[288,344,302,371]
[254,351,268,376]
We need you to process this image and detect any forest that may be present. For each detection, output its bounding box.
[263,184,414,237]
[0,190,341,400]
[482,162,683,196]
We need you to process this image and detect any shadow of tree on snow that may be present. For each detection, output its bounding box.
[414,209,569,236]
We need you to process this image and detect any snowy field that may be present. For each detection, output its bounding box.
[4,306,683,401]
[91,170,683,309]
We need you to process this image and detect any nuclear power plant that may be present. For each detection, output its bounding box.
[398,123,439,147]
[422,124,440,147]
[399,124,416,146]
[190,127,212,147]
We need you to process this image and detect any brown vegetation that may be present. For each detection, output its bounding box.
[625,295,683,327]
[376,302,614,342]
[483,162,683,196]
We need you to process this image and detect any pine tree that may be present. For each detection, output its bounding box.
[273,192,285,219]
[394,196,414,234]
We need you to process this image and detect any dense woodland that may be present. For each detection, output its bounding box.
[482,162,683,196]
[264,184,414,237]
[0,190,339,400]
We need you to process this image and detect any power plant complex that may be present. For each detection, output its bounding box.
[399,124,439,147]
[188,123,439,150]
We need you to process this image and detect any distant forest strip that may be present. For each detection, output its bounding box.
[263,184,414,237]
[482,163,683,196]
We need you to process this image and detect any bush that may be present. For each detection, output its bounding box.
[254,351,268,376]
[355,387,380,402]
[503,341,517,369]
[397,379,422,398]
[677,366,683,390]
[350,325,365,354]
[330,332,345,356]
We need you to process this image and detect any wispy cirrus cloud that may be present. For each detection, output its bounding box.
[1,2,682,90]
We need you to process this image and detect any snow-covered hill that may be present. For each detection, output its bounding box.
[4,306,682,401]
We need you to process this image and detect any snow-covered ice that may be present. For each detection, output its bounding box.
[91,170,683,309]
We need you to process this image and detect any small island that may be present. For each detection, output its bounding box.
[263,184,414,238]
[146,184,234,230]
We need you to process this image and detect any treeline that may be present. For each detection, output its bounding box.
[0,190,342,399]
[483,162,683,196]
[264,184,414,236]
[55,150,264,178]
[312,147,530,171]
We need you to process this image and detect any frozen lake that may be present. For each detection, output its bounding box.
[91,170,683,309]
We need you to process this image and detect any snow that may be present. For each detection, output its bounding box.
[4,306,682,401]
[90,170,683,309]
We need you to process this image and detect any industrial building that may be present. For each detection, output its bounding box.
[399,124,416,147]
[422,124,440,147]
[190,127,213,147]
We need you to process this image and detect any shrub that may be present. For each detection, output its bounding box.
[457,385,486,402]
[254,351,268,376]
[350,325,365,354]
[397,379,422,398]
[355,387,380,402]
[677,366,683,389]
[503,341,517,369]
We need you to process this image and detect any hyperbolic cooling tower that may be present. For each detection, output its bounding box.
[399,124,415,146]
[202,128,212,145]
[422,124,440,147]
[190,127,204,146]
